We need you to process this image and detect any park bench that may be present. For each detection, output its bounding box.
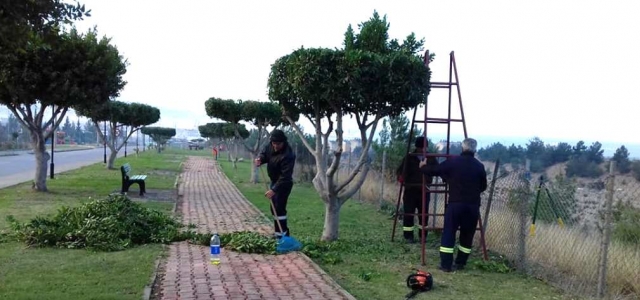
[120,163,147,196]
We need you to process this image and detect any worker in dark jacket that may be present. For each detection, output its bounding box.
[419,138,487,272]
[397,136,439,243]
[255,129,296,238]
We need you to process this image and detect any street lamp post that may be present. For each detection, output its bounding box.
[124,125,128,157]
[103,121,107,164]
[50,105,55,179]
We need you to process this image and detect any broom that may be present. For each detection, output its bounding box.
[259,167,302,254]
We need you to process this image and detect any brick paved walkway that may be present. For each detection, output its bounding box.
[154,157,356,300]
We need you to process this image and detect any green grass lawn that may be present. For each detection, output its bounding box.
[0,150,183,300]
[220,160,578,300]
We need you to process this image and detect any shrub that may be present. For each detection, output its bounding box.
[566,156,603,178]
[612,200,640,246]
[5,194,281,254]
[6,194,187,251]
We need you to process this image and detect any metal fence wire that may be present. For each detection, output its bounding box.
[214,141,640,300]
[477,160,640,299]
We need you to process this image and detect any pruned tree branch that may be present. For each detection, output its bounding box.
[336,115,381,195]
[286,115,316,155]
[327,113,343,179]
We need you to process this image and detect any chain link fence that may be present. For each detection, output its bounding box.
[477,160,640,299]
[286,143,640,300]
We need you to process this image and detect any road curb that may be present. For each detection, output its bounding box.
[296,253,358,300]
[142,253,164,300]
[143,163,181,300]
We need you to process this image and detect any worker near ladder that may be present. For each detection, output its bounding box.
[255,129,296,238]
[419,138,487,272]
[396,136,439,243]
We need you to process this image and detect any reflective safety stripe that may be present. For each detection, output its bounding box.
[403,226,414,231]
[275,215,287,220]
[275,232,284,236]
[458,246,471,254]
[440,247,454,254]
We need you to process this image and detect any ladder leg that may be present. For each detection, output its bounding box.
[391,185,404,242]
[477,213,489,261]
[420,190,427,266]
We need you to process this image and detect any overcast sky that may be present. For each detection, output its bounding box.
[28,0,639,146]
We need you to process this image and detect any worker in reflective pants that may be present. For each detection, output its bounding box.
[419,138,487,272]
[397,136,438,243]
[255,130,296,238]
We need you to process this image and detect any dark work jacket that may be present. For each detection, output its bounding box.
[420,151,487,205]
[397,148,439,190]
[258,143,296,193]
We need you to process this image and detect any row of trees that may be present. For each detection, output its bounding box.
[200,98,291,183]
[0,1,173,190]
[477,137,638,179]
[196,11,429,241]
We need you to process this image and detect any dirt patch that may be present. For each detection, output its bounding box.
[147,170,178,177]
[112,189,177,203]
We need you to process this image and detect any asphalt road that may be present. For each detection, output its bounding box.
[0,148,125,189]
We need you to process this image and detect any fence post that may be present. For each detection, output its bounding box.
[597,161,615,298]
[517,159,531,272]
[379,150,387,208]
[483,159,500,234]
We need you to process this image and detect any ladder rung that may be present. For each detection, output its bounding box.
[431,82,458,87]
[428,117,464,123]
[407,153,458,158]
[413,118,464,124]
[401,183,448,188]
[401,213,441,217]
[403,227,484,231]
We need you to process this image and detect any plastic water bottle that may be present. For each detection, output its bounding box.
[210,233,221,265]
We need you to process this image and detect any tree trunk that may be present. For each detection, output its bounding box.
[321,195,343,241]
[234,142,239,161]
[250,155,260,183]
[107,149,118,169]
[32,134,49,192]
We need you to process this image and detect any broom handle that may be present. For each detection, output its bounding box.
[259,166,285,234]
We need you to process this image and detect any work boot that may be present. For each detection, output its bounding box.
[455,252,470,267]
[440,252,454,272]
[438,265,452,273]
[403,231,415,244]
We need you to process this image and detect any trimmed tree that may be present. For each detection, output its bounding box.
[198,122,221,145]
[198,122,249,162]
[77,100,160,169]
[0,27,127,191]
[140,127,176,152]
[267,11,430,241]
[205,98,292,182]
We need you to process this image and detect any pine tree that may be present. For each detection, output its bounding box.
[613,145,631,174]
